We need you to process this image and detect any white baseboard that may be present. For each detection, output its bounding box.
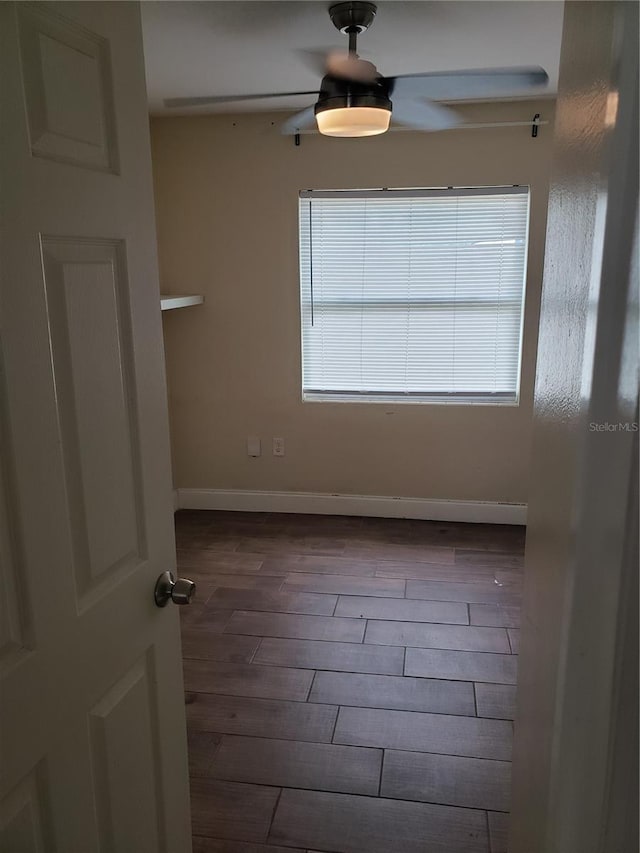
[173,489,179,512]
[176,488,527,525]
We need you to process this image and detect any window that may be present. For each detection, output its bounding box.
[299,186,530,404]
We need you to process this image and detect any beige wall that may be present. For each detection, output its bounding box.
[151,100,553,503]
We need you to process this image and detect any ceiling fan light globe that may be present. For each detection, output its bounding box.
[316,105,391,137]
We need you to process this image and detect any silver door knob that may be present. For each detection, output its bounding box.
[154,571,196,607]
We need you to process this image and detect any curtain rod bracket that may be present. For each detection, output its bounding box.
[531,113,541,138]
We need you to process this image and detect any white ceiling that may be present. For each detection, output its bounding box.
[142,1,564,116]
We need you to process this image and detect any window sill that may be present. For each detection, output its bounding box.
[302,393,520,407]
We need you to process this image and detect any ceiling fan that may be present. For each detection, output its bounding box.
[164,1,549,138]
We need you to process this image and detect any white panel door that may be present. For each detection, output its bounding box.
[0,3,192,851]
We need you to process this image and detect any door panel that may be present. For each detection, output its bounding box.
[0,3,192,851]
[89,653,162,853]
[17,2,119,172]
[41,237,146,606]
[0,409,32,669]
[0,765,53,853]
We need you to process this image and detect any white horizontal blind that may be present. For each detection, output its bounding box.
[299,187,530,403]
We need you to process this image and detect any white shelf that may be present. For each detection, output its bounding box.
[160,294,204,311]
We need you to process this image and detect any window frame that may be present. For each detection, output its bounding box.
[298,185,531,407]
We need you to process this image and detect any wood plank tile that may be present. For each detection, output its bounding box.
[364,621,510,653]
[405,579,521,606]
[185,609,234,633]
[177,509,268,528]
[335,595,468,625]
[177,550,265,574]
[469,603,522,628]
[260,555,377,577]
[343,541,456,564]
[181,631,260,663]
[193,838,303,853]
[205,589,337,616]
[358,519,525,553]
[190,778,280,843]
[193,575,284,592]
[488,811,510,853]
[188,731,222,777]
[333,706,512,761]
[345,529,457,549]
[255,637,404,675]
[375,561,496,582]
[494,568,525,587]
[434,523,525,554]
[281,573,405,598]
[176,533,242,552]
[475,683,517,720]
[179,598,221,628]
[308,671,476,716]
[173,516,226,533]
[224,611,365,643]
[204,521,269,536]
[187,581,221,606]
[174,533,212,550]
[268,789,488,853]
[405,648,518,685]
[210,735,382,795]
[455,549,524,569]
[236,535,346,557]
[183,659,314,701]
[175,508,222,526]
[186,693,338,743]
[263,513,364,534]
[358,517,467,544]
[382,749,511,812]
[508,628,521,654]
[194,525,262,540]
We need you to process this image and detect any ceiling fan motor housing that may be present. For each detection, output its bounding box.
[314,74,391,117]
[329,2,377,34]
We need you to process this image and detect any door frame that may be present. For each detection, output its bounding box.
[510,2,639,850]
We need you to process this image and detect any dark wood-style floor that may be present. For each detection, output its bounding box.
[176,510,525,853]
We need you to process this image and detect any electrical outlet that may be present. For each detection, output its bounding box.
[272,437,285,457]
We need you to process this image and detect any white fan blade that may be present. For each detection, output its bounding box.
[281,106,317,135]
[326,52,379,83]
[164,91,318,109]
[391,99,462,132]
[297,48,379,83]
[388,67,549,101]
